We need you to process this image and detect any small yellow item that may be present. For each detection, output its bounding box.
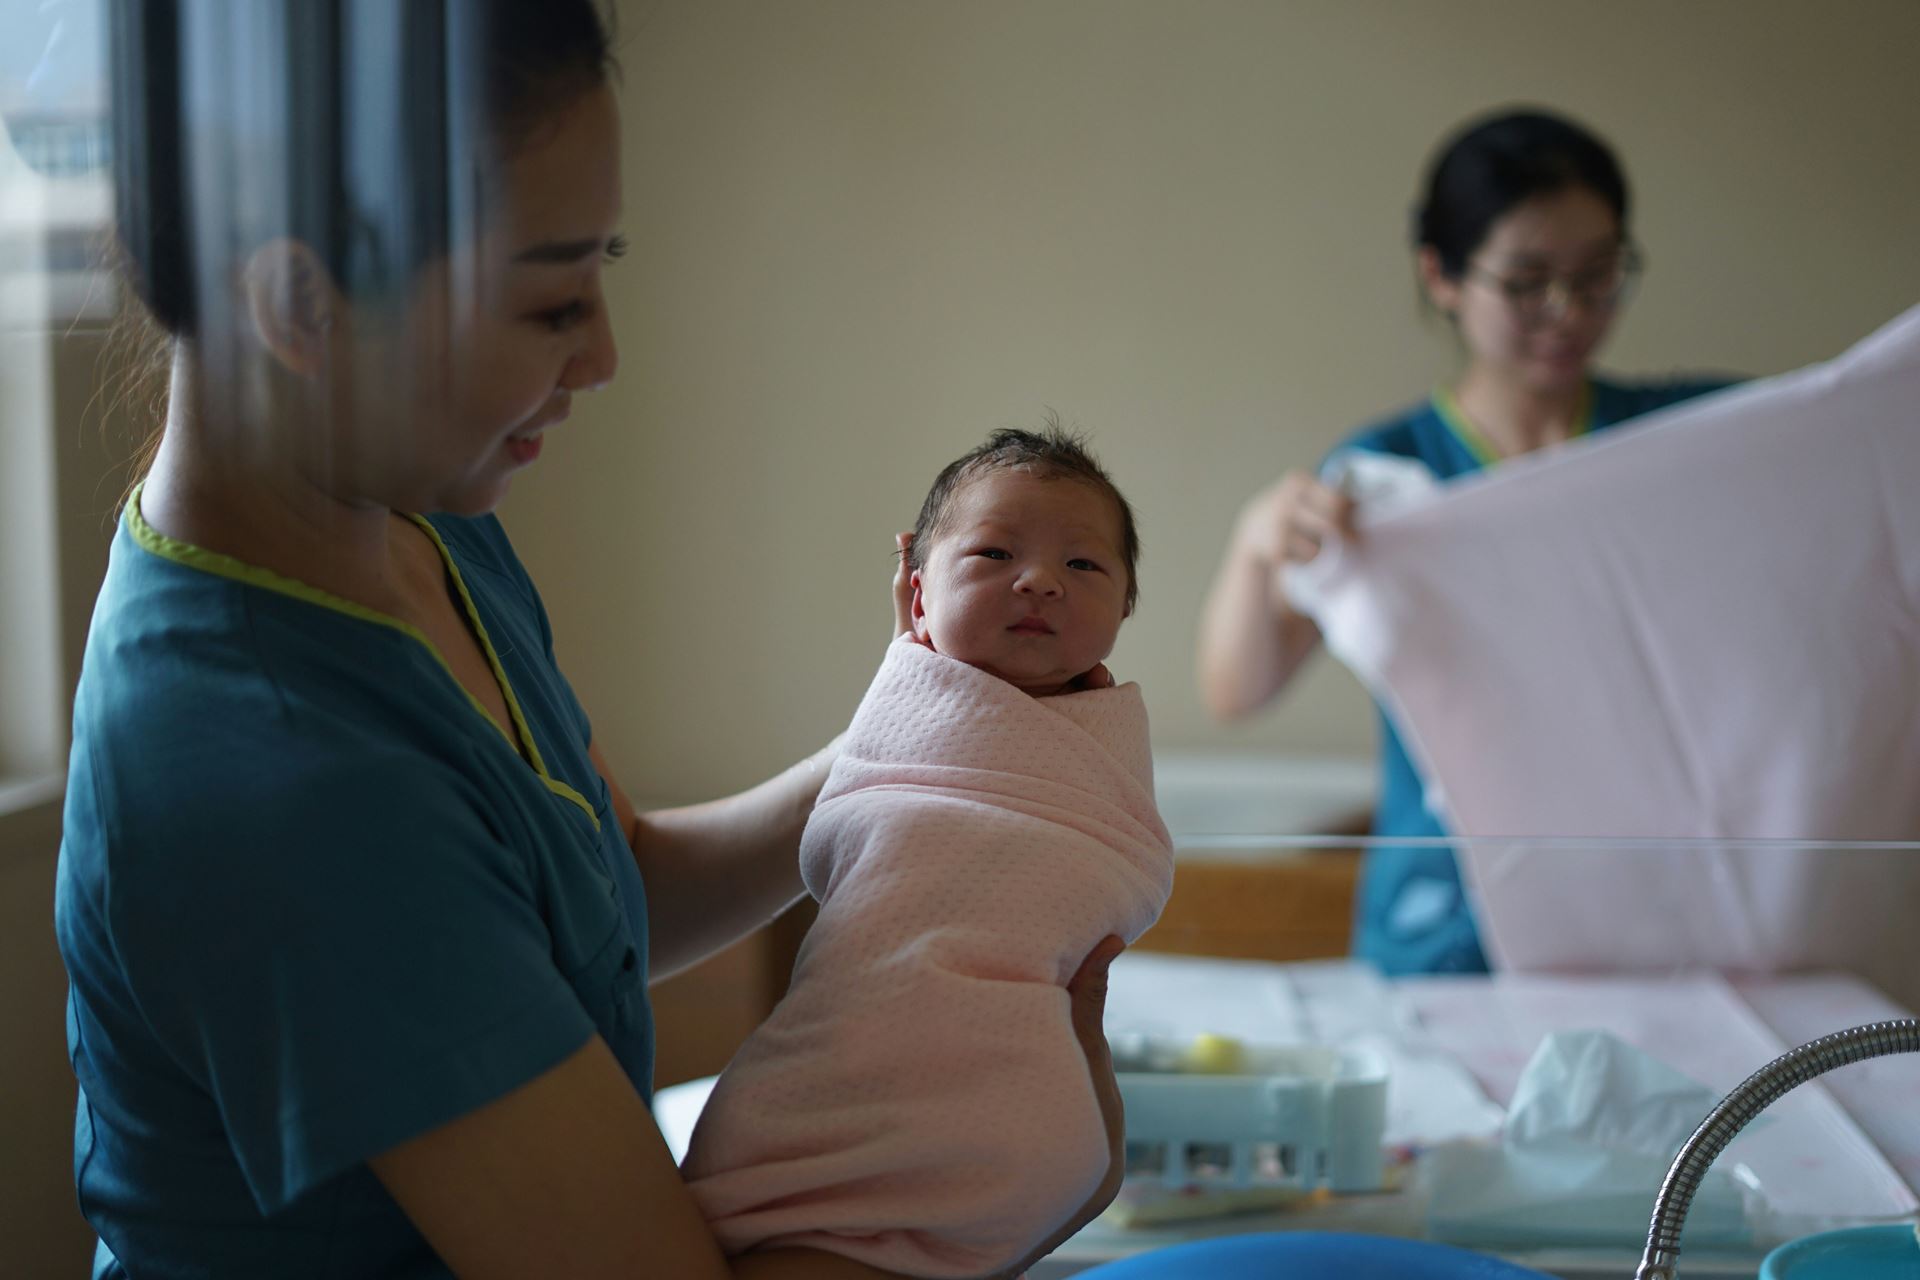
[1180,1032,1248,1075]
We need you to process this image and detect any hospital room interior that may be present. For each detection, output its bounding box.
[3,0,1919,1276]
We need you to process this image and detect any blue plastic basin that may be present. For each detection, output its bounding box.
[1077,1231,1554,1278]
[1760,1225,1920,1278]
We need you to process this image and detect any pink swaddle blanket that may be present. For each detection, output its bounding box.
[682,635,1174,1276]
[1289,304,1920,1008]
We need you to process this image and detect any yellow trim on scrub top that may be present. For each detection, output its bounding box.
[1432,381,1593,468]
[123,484,599,829]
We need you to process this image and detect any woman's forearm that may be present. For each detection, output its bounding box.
[1196,535,1322,719]
[630,738,838,979]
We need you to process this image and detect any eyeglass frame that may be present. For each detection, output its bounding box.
[1460,242,1645,327]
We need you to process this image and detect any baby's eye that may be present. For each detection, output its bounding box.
[535,300,590,332]
[1068,558,1103,572]
[974,547,1012,561]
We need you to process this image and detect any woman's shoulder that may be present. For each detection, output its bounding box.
[1590,371,1744,423]
[424,511,553,641]
[80,520,424,744]
[1335,398,1442,458]
[424,510,516,571]
[70,636,493,872]
[72,524,505,859]
[425,512,538,597]
[1318,398,1452,480]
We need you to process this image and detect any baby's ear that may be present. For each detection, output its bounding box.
[909,571,932,640]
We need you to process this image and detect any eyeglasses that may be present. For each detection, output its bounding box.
[1463,244,1644,326]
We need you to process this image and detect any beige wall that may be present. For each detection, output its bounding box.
[501,0,1920,805]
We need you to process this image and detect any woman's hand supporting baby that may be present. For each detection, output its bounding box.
[994,934,1128,1279]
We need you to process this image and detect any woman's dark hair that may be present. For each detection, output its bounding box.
[908,418,1142,615]
[1414,108,1629,278]
[109,0,617,338]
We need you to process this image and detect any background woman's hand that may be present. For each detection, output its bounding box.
[996,934,1128,1278]
[1234,469,1355,568]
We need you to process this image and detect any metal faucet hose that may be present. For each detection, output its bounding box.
[1635,1018,1920,1279]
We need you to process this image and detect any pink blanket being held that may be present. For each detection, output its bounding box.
[682,636,1174,1276]
[1288,304,1920,1009]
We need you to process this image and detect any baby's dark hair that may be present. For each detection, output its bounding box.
[908,422,1140,614]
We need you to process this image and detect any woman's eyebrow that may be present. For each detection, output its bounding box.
[513,236,610,265]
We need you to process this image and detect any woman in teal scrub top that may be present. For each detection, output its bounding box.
[1195,108,1733,977]
[56,3,1119,1277]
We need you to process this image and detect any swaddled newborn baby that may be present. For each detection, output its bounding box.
[683,426,1174,1277]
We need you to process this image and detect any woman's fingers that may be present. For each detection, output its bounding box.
[1242,471,1358,569]
[1286,531,1325,563]
[1067,934,1127,1202]
[891,531,915,637]
[1067,934,1124,1042]
[1293,478,1355,531]
[1285,482,1357,563]
[996,936,1127,1277]
[1066,935,1124,1120]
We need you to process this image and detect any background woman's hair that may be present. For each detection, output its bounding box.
[108,0,618,339]
[1413,107,1629,278]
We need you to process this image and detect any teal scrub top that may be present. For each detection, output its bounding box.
[1330,374,1736,976]
[55,494,654,1278]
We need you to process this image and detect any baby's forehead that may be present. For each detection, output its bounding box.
[946,464,1102,509]
[946,468,1122,536]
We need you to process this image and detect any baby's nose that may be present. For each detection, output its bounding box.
[1016,566,1063,596]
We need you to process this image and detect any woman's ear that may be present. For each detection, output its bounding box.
[239,238,340,377]
[1416,244,1460,316]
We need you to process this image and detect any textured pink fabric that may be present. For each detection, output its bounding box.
[682,636,1173,1276]
[1292,306,1920,1004]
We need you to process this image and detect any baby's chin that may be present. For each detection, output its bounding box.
[970,655,1100,698]
[917,628,1112,696]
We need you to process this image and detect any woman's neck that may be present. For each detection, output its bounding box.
[1451,363,1588,459]
[140,346,424,615]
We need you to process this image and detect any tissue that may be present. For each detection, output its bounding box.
[1425,1030,1761,1251]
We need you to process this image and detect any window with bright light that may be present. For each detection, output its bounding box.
[1,0,111,794]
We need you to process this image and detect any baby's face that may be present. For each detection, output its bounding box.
[911,470,1130,696]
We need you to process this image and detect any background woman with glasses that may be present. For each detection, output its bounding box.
[1195,108,1735,977]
